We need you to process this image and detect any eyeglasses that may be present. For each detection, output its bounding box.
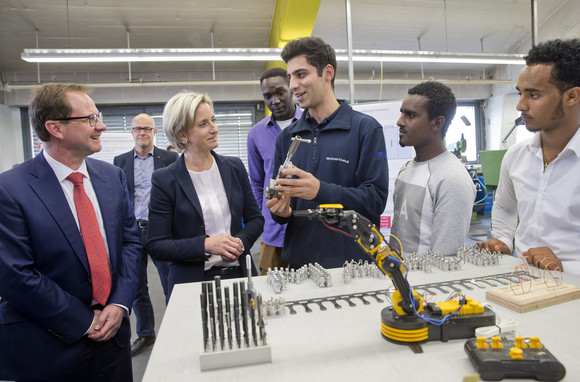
[56,112,103,127]
[131,127,155,133]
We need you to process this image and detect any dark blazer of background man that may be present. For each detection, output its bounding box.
[114,113,178,356]
[0,83,141,381]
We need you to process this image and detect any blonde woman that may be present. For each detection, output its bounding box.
[147,92,263,298]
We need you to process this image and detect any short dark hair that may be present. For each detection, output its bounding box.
[260,67,288,84]
[281,36,337,87]
[408,81,457,136]
[29,83,89,142]
[525,38,580,94]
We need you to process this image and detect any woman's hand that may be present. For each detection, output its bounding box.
[205,234,244,262]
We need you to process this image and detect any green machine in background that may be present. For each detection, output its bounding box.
[477,150,507,215]
[479,150,507,189]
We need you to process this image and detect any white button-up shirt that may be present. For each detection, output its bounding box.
[492,127,580,276]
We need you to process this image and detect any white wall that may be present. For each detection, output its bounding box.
[0,104,24,173]
[484,94,520,151]
[485,0,580,151]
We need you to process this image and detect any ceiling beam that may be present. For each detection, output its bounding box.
[265,0,322,71]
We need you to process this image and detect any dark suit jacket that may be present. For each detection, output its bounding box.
[113,146,179,204]
[0,152,142,381]
[147,152,264,295]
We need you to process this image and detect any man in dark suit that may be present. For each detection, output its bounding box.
[0,83,141,381]
[114,113,178,356]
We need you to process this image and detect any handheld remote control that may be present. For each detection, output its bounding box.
[464,336,566,381]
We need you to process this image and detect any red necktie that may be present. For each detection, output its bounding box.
[67,172,111,306]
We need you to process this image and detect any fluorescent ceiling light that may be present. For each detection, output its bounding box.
[21,48,283,63]
[21,48,525,65]
[343,49,525,65]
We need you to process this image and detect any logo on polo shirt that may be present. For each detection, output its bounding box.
[326,156,349,164]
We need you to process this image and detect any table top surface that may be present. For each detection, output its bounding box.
[143,256,580,381]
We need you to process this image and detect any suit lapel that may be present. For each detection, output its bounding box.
[124,151,135,203]
[29,154,90,273]
[174,156,204,219]
[153,146,163,170]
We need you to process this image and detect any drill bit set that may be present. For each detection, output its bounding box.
[199,271,271,370]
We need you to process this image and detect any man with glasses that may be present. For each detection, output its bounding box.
[0,83,141,381]
[114,113,178,356]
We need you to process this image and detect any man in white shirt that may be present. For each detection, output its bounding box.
[391,81,475,256]
[478,38,580,276]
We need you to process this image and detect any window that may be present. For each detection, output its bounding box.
[28,103,257,170]
[444,103,482,162]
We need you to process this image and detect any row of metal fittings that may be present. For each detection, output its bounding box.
[262,297,286,316]
[342,260,386,284]
[266,263,332,294]
[403,245,503,272]
[404,250,464,272]
[457,245,503,266]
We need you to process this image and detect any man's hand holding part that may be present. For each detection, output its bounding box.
[266,195,292,218]
[271,166,320,201]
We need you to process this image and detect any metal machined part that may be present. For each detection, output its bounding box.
[354,293,370,305]
[287,304,297,315]
[224,287,232,349]
[232,282,241,348]
[200,287,209,352]
[299,301,313,313]
[457,245,503,267]
[265,135,311,200]
[207,283,217,351]
[267,264,332,293]
[342,260,387,283]
[256,294,266,345]
[280,272,530,315]
[342,296,356,307]
[367,291,384,303]
[328,298,342,309]
[214,276,225,350]
[312,299,327,311]
[404,251,465,273]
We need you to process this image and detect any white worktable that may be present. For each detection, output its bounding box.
[143,256,580,381]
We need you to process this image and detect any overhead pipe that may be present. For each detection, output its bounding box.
[5,78,516,92]
[345,0,355,103]
[531,0,538,47]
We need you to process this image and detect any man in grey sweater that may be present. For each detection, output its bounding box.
[391,81,475,257]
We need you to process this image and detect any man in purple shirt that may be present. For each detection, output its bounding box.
[247,68,302,274]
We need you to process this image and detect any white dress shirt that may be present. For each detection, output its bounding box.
[491,127,580,276]
[188,158,239,270]
[44,151,127,327]
[43,151,110,256]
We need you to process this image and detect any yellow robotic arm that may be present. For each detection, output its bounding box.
[294,204,495,352]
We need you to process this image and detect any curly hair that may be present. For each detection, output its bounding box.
[525,38,580,93]
[407,81,457,137]
[281,36,337,87]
